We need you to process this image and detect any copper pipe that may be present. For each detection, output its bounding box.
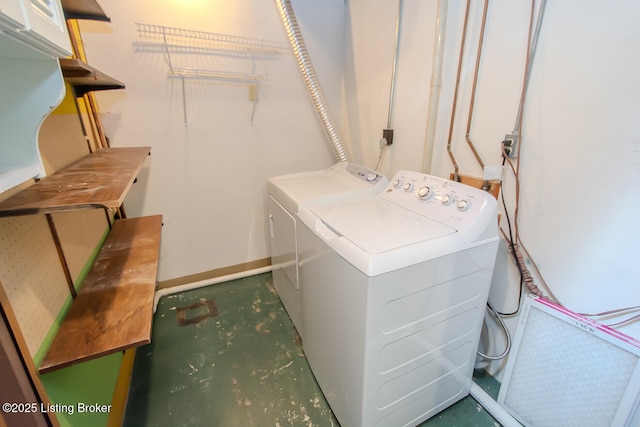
[465,0,490,170]
[446,0,471,181]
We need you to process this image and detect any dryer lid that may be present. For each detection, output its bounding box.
[311,198,456,254]
[267,164,387,212]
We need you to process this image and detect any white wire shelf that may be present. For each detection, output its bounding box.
[135,22,285,126]
[135,23,289,55]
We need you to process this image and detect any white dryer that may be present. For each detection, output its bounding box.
[297,170,499,427]
[267,163,388,337]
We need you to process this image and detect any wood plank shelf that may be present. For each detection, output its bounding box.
[61,0,110,22]
[60,58,125,96]
[39,215,163,374]
[0,147,150,217]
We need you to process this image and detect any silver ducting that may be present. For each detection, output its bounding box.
[274,0,350,163]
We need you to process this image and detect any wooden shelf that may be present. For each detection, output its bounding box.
[61,0,110,22]
[39,215,162,374]
[60,58,125,96]
[0,147,150,217]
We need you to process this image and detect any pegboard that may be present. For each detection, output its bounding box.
[51,209,109,285]
[0,215,69,357]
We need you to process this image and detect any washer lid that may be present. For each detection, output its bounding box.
[311,198,456,254]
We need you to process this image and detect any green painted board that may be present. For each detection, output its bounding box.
[41,352,122,427]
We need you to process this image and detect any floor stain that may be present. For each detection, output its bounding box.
[123,272,501,427]
[175,298,218,327]
[124,273,339,427]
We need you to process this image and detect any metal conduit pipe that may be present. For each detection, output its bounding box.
[274,0,350,163]
[422,0,448,173]
[387,0,403,130]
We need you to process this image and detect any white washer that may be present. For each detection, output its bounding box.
[267,163,388,337]
[297,170,499,427]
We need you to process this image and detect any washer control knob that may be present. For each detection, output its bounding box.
[457,199,470,211]
[441,194,453,205]
[403,182,413,192]
[418,186,433,200]
[367,173,378,182]
[392,179,402,188]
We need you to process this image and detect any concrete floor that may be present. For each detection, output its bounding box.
[124,272,501,426]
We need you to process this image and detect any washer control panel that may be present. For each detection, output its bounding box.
[383,170,497,241]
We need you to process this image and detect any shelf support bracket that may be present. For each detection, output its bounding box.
[249,83,258,125]
[46,214,76,299]
[182,76,188,127]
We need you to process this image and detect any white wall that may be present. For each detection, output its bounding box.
[345,0,640,364]
[82,0,640,369]
[80,0,347,281]
[344,0,438,170]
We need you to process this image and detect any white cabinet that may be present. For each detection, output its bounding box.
[20,0,71,57]
[0,0,70,194]
[0,0,27,30]
[0,55,65,193]
[0,0,70,58]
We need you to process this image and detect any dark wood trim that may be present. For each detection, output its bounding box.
[45,214,76,298]
[0,281,60,427]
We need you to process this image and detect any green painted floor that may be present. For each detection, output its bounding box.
[124,272,501,427]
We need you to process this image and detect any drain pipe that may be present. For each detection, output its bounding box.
[274,0,350,163]
[421,0,448,173]
[153,265,274,312]
[470,383,522,427]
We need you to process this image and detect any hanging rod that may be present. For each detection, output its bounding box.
[168,67,266,81]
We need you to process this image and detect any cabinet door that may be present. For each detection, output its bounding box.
[20,0,71,57]
[0,0,26,30]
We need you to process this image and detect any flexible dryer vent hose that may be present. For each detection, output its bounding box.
[274,0,350,163]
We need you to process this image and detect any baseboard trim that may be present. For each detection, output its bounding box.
[157,258,272,290]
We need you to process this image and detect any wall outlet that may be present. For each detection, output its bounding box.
[503,133,518,158]
[382,129,394,146]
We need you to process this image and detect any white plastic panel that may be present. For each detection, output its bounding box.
[267,196,302,334]
[498,296,640,427]
[299,229,498,427]
[312,198,455,254]
[268,196,298,289]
